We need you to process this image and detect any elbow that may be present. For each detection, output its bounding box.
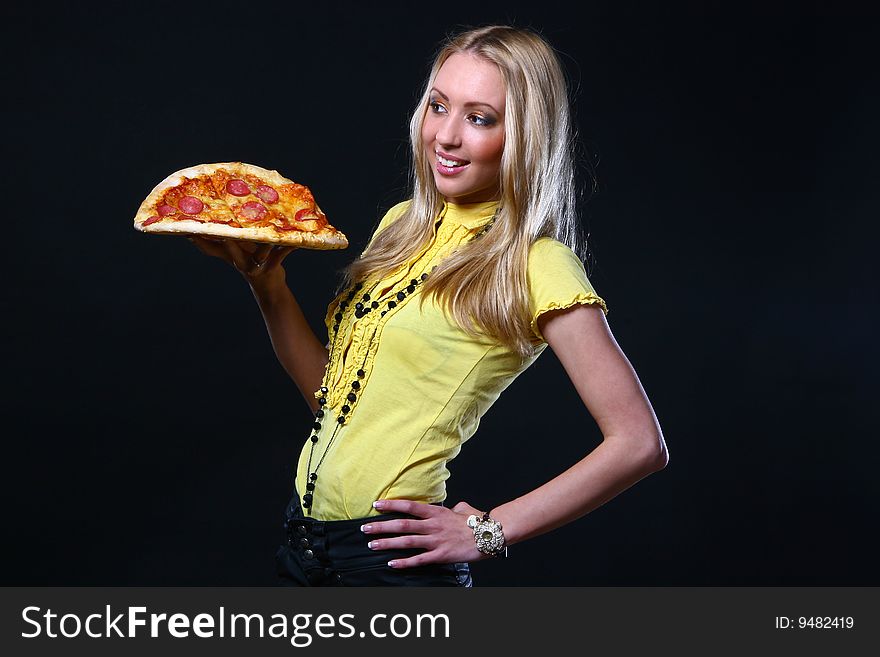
[645,432,669,472]
[605,429,669,473]
[652,445,670,472]
[630,430,668,473]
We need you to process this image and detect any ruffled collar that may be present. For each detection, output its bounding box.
[438,199,499,230]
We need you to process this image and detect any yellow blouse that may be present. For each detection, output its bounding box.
[295,199,608,520]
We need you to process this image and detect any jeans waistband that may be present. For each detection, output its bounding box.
[277,494,470,586]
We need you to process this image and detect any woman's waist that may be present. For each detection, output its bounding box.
[288,486,445,523]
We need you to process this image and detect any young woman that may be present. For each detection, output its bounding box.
[190,25,668,586]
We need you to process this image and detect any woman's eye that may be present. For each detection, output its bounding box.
[470,114,493,127]
[429,100,446,113]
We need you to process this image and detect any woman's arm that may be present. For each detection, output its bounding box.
[364,302,668,566]
[189,237,329,415]
[249,270,330,415]
[488,302,668,546]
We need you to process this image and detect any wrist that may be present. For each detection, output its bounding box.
[467,510,508,558]
[488,506,518,547]
[248,268,287,297]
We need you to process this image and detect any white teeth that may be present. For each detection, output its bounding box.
[437,154,467,167]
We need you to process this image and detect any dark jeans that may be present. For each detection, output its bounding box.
[274,493,473,587]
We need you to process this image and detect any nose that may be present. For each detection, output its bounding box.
[435,115,462,149]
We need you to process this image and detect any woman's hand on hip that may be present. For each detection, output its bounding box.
[361,499,487,568]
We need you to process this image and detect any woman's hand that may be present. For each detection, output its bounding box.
[188,235,296,287]
[360,499,489,568]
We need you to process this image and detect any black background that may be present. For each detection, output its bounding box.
[2,2,877,585]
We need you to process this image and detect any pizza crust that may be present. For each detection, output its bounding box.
[140,218,349,247]
[133,162,348,250]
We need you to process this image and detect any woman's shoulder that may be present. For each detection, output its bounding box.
[526,237,608,329]
[376,199,413,232]
[527,236,583,269]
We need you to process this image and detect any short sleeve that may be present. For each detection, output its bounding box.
[527,238,608,342]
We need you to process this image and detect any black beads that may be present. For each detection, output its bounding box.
[381,311,387,316]
[303,223,493,517]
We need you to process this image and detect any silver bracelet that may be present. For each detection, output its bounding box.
[467,512,508,558]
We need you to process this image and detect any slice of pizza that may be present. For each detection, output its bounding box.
[134,162,348,249]
[144,169,236,227]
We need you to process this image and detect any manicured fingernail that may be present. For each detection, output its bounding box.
[373,500,384,509]
[361,524,372,533]
[387,560,397,568]
[367,541,375,549]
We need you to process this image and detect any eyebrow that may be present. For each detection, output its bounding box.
[430,87,500,114]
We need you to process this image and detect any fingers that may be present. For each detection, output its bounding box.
[366,534,434,552]
[187,236,296,276]
[387,553,438,569]
[372,499,441,518]
[188,236,231,263]
[263,245,297,269]
[361,517,433,536]
[251,243,273,263]
[219,240,253,272]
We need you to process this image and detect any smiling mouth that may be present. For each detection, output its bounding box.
[436,152,470,167]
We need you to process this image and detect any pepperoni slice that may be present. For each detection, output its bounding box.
[226,179,250,196]
[157,204,176,216]
[240,201,268,221]
[178,196,204,215]
[255,185,279,204]
[295,207,318,222]
[144,215,162,226]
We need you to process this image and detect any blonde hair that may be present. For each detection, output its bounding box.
[337,25,589,359]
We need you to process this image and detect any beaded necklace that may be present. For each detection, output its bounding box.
[301,210,497,514]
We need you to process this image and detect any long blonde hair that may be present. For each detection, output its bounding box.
[338,25,589,359]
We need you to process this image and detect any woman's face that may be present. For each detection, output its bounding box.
[421,51,506,204]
